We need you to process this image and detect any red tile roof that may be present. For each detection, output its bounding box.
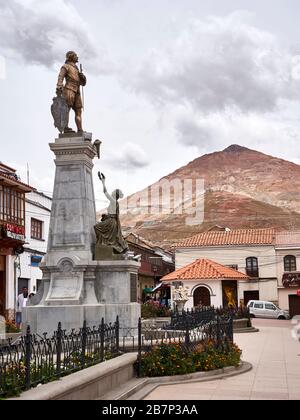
[176,228,275,248]
[162,258,248,281]
[0,171,33,192]
[275,231,300,247]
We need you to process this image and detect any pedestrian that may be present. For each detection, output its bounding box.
[16,287,28,329]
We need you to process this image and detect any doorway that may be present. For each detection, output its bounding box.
[18,278,29,295]
[222,281,238,308]
[0,256,5,317]
[244,290,260,306]
[289,294,300,318]
[193,286,211,307]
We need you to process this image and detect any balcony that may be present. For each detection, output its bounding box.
[246,268,259,279]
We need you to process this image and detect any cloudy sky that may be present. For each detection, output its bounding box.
[1,0,300,209]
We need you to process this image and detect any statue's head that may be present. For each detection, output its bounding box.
[112,189,124,200]
[65,51,78,63]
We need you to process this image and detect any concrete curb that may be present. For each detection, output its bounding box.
[116,361,253,400]
[234,328,259,333]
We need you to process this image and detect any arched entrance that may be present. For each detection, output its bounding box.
[194,286,211,307]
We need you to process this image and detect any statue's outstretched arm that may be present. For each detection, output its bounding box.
[104,189,114,203]
[98,172,114,203]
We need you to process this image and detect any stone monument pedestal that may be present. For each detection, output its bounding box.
[23,259,140,336]
[23,132,141,336]
[95,260,140,336]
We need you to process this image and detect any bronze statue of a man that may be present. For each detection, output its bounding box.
[56,51,86,133]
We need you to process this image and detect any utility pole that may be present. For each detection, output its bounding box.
[27,163,30,185]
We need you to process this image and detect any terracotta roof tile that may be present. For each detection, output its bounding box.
[275,231,300,247]
[162,258,248,281]
[176,228,275,248]
[0,171,33,191]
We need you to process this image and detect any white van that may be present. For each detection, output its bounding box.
[247,300,290,320]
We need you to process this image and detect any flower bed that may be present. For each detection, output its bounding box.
[5,320,20,334]
[138,341,242,377]
[1,351,119,399]
[141,301,171,318]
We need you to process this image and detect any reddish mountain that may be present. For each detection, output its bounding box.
[107,145,300,246]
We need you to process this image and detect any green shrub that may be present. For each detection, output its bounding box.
[139,341,242,377]
[141,301,171,318]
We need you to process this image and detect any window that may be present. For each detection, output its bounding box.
[31,218,43,240]
[284,255,296,272]
[246,257,259,278]
[254,303,263,309]
[265,304,276,311]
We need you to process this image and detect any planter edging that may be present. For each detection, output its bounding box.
[115,361,253,400]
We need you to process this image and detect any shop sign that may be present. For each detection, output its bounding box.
[282,273,300,288]
[3,224,25,241]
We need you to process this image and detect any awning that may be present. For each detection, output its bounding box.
[151,283,170,293]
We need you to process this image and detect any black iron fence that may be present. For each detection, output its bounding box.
[216,306,251,321]
[1,310,235,397]
[0,317,120,398]
[168,306,216,329]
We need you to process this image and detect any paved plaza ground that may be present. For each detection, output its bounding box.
[144,318,300,400]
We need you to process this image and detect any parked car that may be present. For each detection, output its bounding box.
[247,300,290,320]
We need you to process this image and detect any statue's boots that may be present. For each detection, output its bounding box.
[64,127,75,133]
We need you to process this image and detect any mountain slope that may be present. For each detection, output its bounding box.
[103,144,300,246]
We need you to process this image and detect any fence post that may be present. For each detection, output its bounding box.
[185,316,190,346]
[25,326,31,390]
[247,308,251,328]
[100,318,105,362]
[229,316,233,342]
[116,316,120,353]
[56,322,62,378]
[216,316,221,348]
[136,318,142,378]
[81,321,87,369]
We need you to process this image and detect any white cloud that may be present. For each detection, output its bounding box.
[105,142,150,172]
[130,11,300,114]
[175,107,300,161]
[0,0,112,73]
[122,11,300,162]
[6,161,54,196]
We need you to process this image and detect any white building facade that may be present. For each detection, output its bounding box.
[162,258,248,310]
[275,232,300,316]
[16,191,52,296]
[174,229,278,308]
